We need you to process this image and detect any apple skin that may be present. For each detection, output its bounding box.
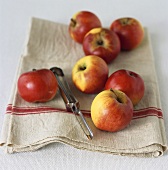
[91,89,133,132]
[105,69,145,106]
[72,55,109,94]
[69,11,102,44]
[110,17,144,50]
[83,28,121,64]
[17,69,58,102]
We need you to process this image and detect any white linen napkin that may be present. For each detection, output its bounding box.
[0,17,167,157]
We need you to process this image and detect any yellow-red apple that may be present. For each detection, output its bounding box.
[82,28,121,64]
[105,69,145,106]
[72,55,109,94]
[69,11,102,44]
[110,17,144,50]
[91,89,133,132]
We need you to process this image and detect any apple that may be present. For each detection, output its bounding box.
[82,28,121,64]
[72,55,109,94]
[91,89,133,132]
[110,17,144,50]
[69,11,102,44]
[105,69,145,106]
[17,69,58,102]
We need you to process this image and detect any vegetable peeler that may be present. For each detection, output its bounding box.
[50,67,93,140]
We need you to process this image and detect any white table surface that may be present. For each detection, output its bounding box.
[0,0,168,169]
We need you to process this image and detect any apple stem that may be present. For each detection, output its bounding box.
[70,18,76,27]
[97,40,104,46]
[110,88,116,95]
[80,66,86,71]
[32,69,36,71]
[120,18,132,26]
[110,88,122,103]
[129,72,136,77]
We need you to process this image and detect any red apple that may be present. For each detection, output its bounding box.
[82,28,121,64]
[91,89,133,132]
[105,69,145,106]
[72,55,109,94]
[110,17,144,50]
[69,11,102,44]
[17,69,58,102]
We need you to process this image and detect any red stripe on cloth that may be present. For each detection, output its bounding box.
[133,108,163,119]
[6,104,163,119]
[5,104,91,117]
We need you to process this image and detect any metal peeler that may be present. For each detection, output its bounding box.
[50,67,93,140]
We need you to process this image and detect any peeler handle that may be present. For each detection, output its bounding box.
[50,67,77,104]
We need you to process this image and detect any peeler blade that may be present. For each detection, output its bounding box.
[50,67,93,140]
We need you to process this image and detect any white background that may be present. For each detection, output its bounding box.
[0,0,168,169]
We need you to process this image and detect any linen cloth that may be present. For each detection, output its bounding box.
[0,17,167,157]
